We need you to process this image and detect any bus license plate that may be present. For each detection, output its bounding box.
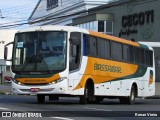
[30,88,40,92]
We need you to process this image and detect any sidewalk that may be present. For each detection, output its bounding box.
[0,83,11,94]
[0,82,160,96]
[155,82,160,96]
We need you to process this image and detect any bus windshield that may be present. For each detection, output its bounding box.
[12,31,67,74]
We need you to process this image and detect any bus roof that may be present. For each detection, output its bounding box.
[17,25,152,50]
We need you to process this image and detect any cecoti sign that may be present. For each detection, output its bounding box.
[122,10,154,28]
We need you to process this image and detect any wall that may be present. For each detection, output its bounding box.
[97,0,160,81]
[29,0,111,25]
[0,30,17,65]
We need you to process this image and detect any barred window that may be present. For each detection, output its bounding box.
[47,0,58,10]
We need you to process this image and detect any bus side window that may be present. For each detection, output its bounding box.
[145,50,150,66]
[149,50,153,66]
[69,32,81,71]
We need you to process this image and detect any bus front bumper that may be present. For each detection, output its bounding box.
[12,81,68,95]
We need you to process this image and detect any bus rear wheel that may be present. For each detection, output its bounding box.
[127,86,136,105]
[119,86,136,105]
[49,95,59,101]
[37,94,45,103]
[94,96,103,104]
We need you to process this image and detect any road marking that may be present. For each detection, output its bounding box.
[51,117,74,120]
[0,107,10,110]
[84,107,112,111]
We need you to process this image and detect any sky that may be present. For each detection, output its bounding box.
[0,0,39,29]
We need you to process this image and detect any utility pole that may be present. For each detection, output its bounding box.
[0,10,5,19]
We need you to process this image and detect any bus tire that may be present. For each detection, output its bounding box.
[94,96,103,104]
[119,97,126,104]
[37,94,45,103]
[79,80,94,104]
[79,84,87,104]
[119,86,136,105]
[126,86,136,105]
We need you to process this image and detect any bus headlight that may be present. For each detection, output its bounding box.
[52,77,67,84]
[12,79,21,85]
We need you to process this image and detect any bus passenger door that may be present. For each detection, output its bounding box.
[68,32,81,94]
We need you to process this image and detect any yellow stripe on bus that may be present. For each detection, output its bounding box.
[74,57,138,90]
[16,74,60,84]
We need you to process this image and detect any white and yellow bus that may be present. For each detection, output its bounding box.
[4,25,155,104]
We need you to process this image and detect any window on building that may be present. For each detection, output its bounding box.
[89,22,94,30]
[47,0,58,10]
[98,21,105,32]
[97,38,110,59]
[106,21,113,35]
[87,23,90,30]
[75,21,113,35]
[111,42,122,61]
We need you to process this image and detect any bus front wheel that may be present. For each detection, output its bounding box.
[79,84,87,104]
[37,94,45,103]
[79,80,94,104]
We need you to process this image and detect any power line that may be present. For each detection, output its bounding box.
[0,10,5,19]
[1,1,39,11]
[0,1,39,20]
[0,20,27,26]
[0,0,159,28]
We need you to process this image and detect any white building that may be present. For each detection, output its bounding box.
[0,30,17,73]
[0,30,17,83]
[28,0,115,27]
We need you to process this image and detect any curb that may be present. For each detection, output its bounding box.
[145,95,160,99]
[0,91,12,95]
[0,91,6,95]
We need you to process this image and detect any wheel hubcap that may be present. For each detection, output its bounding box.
[131,91,135,101]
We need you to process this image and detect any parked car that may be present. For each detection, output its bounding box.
[4,76,12,84]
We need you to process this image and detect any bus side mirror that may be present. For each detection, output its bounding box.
[4,47,8,60]
[69,37,79,45]
[4,42,13,61]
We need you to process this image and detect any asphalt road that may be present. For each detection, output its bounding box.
[0,95,160,120]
